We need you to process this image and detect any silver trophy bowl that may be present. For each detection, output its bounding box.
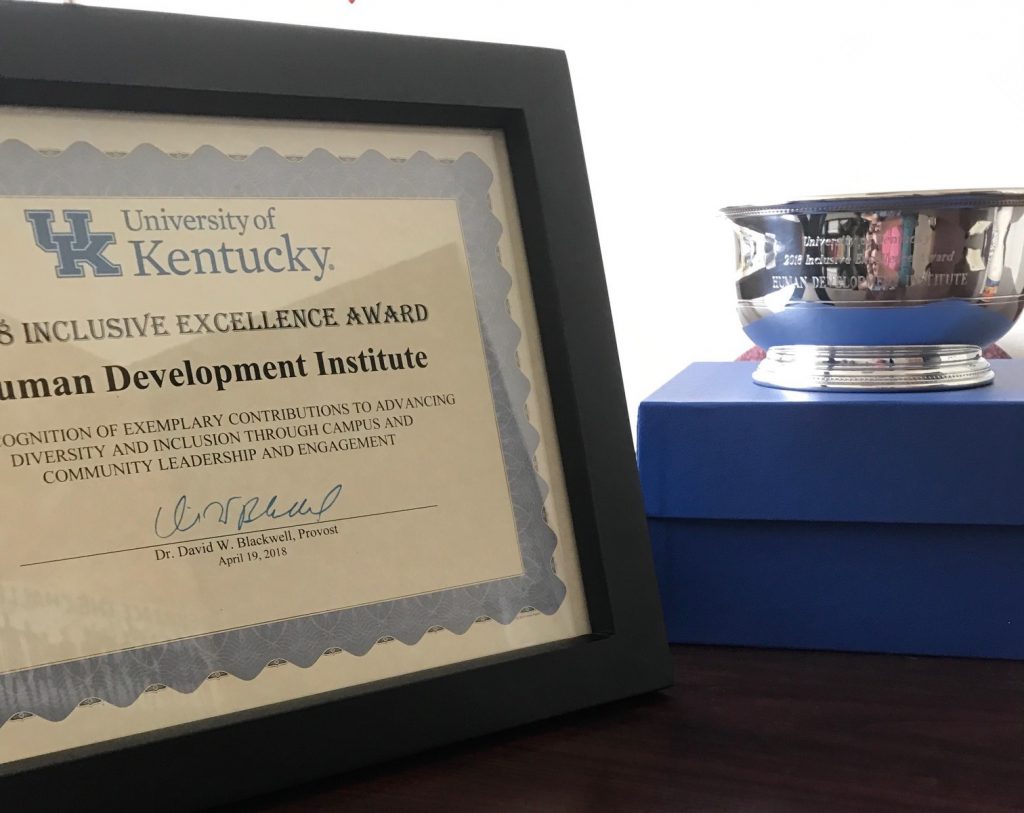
[723,191,1024,391]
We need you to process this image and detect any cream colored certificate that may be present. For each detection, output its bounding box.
[0,108,588,763]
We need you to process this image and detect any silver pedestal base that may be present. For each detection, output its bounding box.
[752,345,995,392]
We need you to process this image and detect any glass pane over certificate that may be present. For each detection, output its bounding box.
[0,108,589,763]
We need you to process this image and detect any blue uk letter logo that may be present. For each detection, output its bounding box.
[25,209,122,278]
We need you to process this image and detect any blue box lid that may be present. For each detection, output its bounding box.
[638,360,1024,526]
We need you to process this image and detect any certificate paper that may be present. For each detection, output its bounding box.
[0,108,588,762]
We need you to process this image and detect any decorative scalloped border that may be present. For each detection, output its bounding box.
[0,141,566,725]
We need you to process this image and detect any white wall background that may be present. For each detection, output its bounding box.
[28,0,1024,427]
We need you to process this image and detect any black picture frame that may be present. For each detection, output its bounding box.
[0,3,671,810]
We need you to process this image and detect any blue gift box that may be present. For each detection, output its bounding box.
[637,360,1024,659]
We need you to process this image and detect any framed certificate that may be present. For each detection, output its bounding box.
[0,3,670,809]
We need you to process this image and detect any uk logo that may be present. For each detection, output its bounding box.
[24,209,122,278]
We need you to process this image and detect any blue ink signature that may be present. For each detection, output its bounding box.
[154,483,343,539]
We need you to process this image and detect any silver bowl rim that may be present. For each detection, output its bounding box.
[722,189,1024,218]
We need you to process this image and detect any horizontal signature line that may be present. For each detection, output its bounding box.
[19,504,438,568]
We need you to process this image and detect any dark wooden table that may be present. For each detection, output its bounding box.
[224,645,1024,812]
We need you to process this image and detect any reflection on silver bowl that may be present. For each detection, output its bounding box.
[723,191,1024,391]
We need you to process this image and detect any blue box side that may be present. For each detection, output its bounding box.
[650,517,1024,659]
[638,361,1024,527]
